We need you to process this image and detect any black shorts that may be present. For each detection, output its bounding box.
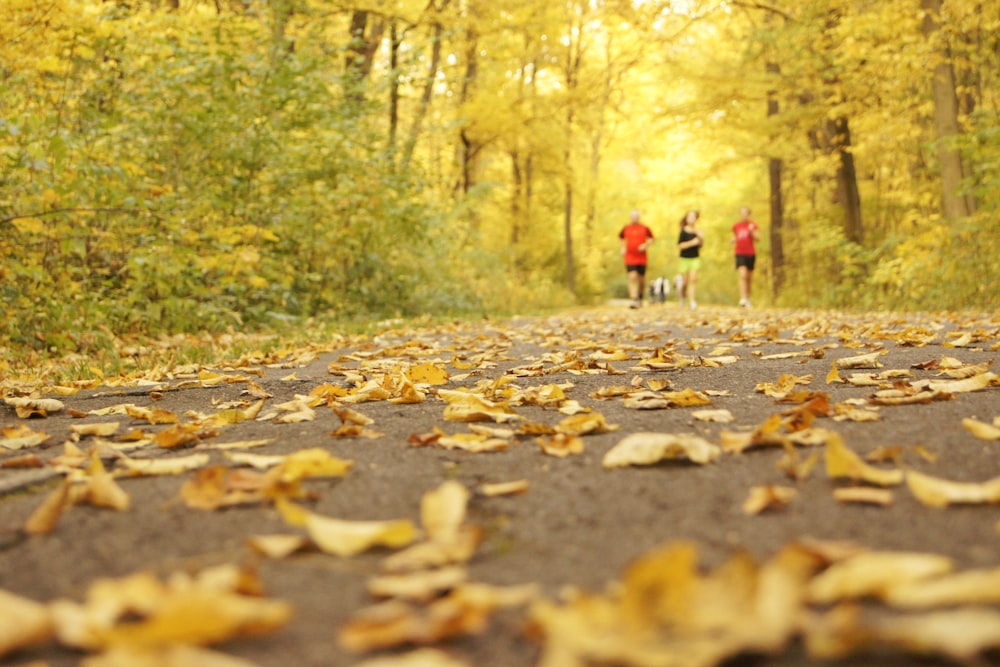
[625,264,647,276]
[735,254,756,271]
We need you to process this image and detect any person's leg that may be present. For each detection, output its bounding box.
[737,265,750,303]
[636,267,646,305]
[627,269,640,306]
[687,270,698,308]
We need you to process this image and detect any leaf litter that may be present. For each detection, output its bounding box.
[1,306,999,665]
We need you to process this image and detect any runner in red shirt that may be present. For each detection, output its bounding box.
[731,206,761,307]
[619,210,655,309]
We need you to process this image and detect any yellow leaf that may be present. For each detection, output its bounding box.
[70,422,121,437]
[743,485,797,515]
[80,644,262,667]
[835,351,886,369]
[98,589,291,648]
[603,432,720,467]
[4,396,64,418]
[961,417,1000,440]
[421,480,469,544]
[366,567,469,602]
[479,479,529,497]
[906,470,1000,508]
[246,534,310,560]
[826,361,843,384]
[832,487,893,506]
[556,412,618,435]
[537,433,584,457]
[824,433,903,487]
[406,363,450,385]
[306,514,418,557]
[0,588,54,657]
[274,448,353,483]
[23,478,73,535]
[806,552,953,604]
[120,453,211,476]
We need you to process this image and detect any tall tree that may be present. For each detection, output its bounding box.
[921,0,972,221]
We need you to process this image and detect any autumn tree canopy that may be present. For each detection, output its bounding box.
[2,0,997,356]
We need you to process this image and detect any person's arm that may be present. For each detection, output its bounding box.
[751,223,761,242]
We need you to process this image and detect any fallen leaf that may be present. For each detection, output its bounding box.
[246,534,311,559]
[0,588,54,657]
[69,422,121,438]
[80,644,262,667]
[906,469,1000,508]
[351,648,471,667]
[119,453,211,476]
[367,566,468,602]
[824,433,903,487]
[961,417,1000,440]
[306,514,419,557]
[4,396,65,418]
[691,409,734,423]
[603,432,720,468]
[743,485,797,514]
[833,487,893,506]
[537,433,584,457]
[806,552,953,604]
[835,351,886,369]
[556,412,618,435]
[479,479,529,496]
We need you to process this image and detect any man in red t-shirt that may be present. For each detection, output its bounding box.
[619,209,655,308]
[731,206,761,307]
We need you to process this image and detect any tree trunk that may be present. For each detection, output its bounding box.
[766,61,785,298]
[921,0,972,221]
[511,151,522,246]
[401,5,447,171]
[564,173,576,295]
[457,12,480,196]
[829,117,863,245]
[388,20,400,151]
[344,11,383,104]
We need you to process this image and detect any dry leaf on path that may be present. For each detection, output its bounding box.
[351,648,470,667]
[4,396,65,418]
[0,425,51,450]
[366,566,468,601]
[835,351,886,369]
[962,417,1000,441]
[806,552,953,604]
[743,485,797,515]
[0,588,54,657]
[824,433,903,487]
[80,644,261,667]
[301,513,418,557]
[479,479,529,496]
[603,432,720,468]
[537,433,584,457]
[833,487,894,506]
[906,469,1000,508]
[692,409,734,423]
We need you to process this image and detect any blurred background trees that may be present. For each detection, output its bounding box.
[1,0,997,356]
